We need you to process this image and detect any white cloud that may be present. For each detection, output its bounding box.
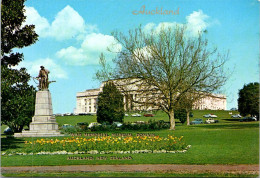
[50,5,86,40]
[144,22,179,34]
[143,23,156,33]
[24,6,50,37]
[24,5,97,40]
[186,10,210,36]
[13,58,68,79]
[144,10,214,37]
[56,33,122,66]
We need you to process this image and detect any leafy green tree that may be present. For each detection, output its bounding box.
[174,109,187,124]
[1,0,38,132]
[238,82,259,120]
[96,25,228,130]
[97,82,125,124]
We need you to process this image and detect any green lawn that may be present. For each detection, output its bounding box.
[1,119,259,167]
[55,109,241,126]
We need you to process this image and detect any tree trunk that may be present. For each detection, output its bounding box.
[186,111,190,125]
[169,109,175,130]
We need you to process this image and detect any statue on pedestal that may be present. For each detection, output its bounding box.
[14,65,62,137]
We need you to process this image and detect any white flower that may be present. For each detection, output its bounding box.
[89,150,98,154]
[61,151,67,154]
[161,150,166,153]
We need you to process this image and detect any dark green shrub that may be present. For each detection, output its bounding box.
[76,122,89,130]
[97,82,124,124]
[63,126,77,134]
[175,109,187,124]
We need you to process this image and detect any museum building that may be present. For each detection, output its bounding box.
[76,79,227,114]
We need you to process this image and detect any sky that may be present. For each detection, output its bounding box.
[15,0,259,114]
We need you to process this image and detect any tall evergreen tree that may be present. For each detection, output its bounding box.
[1,0,38,132]
[238,82,259,120]
[97,82,124,124]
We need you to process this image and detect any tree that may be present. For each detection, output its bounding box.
[177,91,205,125]
[96,25,228,130]
[97,82,125,124]
[238,82,259,119]
[174,109,187,124]
[1,0,38,132]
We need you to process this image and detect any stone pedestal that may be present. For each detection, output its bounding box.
[14,90,63,137]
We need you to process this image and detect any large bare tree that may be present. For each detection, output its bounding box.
[96,25,228,130]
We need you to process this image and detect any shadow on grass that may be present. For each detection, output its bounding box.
[222,119,240,122]
[192,122,259,130]
[1,136,24,151]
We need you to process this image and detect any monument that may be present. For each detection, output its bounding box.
[14,66,63,137]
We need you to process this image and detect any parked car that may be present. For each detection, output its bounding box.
[205,118,219,124]
[205,118,215,124]
[191,118,203,125]
[131,113,141,117]
[64,113,72,116]
[144,113,155,117]
[88,122,101,128]
[62,124,73,129]
[54,113,64,116]
[78,113,92,115]
[203,114,217,118]
[239,117,257,122]
[231,114,242,118]
[112,122,123,127]
[3,127,13,134]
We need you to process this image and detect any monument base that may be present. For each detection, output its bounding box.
[14,90,63,137]
[14,130,63,137]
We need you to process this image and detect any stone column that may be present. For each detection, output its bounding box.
[14,90,63,137]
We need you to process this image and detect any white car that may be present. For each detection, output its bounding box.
[88,122,101,128]
[231,114,241,118]
[4,127,12,134]
[205,118,215,124]
[203,114,217,118]
[113,122,123,127]
[131,113,141,117]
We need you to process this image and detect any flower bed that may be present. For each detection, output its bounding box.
[2,135,191,156]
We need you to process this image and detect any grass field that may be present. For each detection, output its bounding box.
[55,109,241,126]
[1,110,259,177]
[1,109,259,166]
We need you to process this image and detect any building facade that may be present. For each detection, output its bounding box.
[75,80,227,114]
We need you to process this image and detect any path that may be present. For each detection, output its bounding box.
[1,164,259,174]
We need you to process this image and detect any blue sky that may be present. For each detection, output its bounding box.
[17,0,259,114]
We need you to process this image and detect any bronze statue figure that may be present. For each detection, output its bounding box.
[35,66,55,90]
